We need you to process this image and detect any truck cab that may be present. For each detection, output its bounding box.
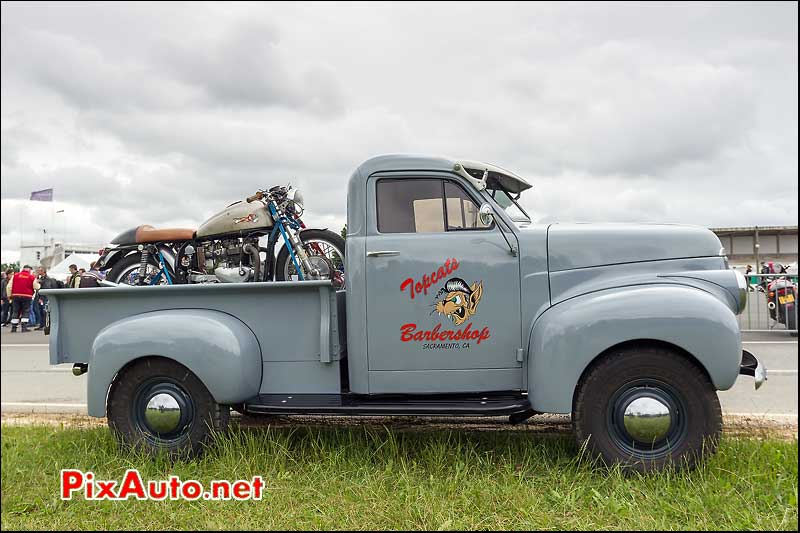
[43,154,766,472]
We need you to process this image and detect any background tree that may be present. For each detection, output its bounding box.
[1,261,20,272]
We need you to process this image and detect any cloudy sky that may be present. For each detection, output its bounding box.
[1,1,797,262]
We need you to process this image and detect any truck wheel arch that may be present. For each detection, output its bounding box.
[526,284,741,414]
[572,338,714,406]
[87,309,262,417]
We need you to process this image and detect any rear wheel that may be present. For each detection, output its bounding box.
[572,346,721,473]
[107,358,229,457]
[108,252,174,286]
[780,303,797,331]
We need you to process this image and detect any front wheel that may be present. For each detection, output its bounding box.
[276,229,346,289]
[572,346,722,473]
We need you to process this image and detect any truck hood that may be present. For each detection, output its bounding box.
[544,223,724,272]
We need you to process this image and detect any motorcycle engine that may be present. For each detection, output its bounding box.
[214,266,253,283]
[188,237,261,283]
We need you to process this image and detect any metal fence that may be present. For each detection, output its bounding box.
[736,273,798,333]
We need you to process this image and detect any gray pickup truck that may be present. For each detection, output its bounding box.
[44,154,765,472]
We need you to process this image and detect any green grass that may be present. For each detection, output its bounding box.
[1,423,797,530]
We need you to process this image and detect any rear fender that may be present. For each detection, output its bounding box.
[527,284,741,414]
[87,309,261,417]
[98,245,176,272]
[97,248,134,271]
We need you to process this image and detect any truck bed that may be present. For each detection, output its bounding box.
[43,281,346,370]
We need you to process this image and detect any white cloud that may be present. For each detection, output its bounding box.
[1,1,797,264]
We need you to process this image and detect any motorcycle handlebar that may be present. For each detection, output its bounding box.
[246,191,264,203]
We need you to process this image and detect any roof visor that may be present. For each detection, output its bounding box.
[453,160,533,194]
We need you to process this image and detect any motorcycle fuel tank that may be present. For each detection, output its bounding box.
[196,201,273,238]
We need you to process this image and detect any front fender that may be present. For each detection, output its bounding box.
[87,309,261,417]
[527,284,741,414]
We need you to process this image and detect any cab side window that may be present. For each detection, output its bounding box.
[445,181,491,230]
[376,179,491,234]
[377,179,444,233]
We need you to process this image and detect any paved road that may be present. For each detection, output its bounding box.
[1,328,797,416]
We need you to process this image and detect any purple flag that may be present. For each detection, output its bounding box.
[30,188,53,202]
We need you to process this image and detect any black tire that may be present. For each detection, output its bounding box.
[107,357,229,457]
[275,229,346,288]
[107,252,175,285]
[781,305,797,331]
[572,345,722,473]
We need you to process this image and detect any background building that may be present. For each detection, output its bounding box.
[19,239,103,269]
[712,225,798,268]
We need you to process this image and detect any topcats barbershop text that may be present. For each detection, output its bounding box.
[400,258,459,300]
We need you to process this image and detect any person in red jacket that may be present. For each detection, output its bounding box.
[6,265,40,333]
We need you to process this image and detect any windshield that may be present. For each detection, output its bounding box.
[487,187,531,223]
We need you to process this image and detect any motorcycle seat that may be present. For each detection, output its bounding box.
[110,225,196,244]
[136,225,196,243]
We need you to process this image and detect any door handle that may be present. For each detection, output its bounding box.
[367,250,400,257]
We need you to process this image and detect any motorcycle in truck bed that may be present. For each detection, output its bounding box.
[43,154,766,473]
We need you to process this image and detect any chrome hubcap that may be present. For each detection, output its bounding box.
[623,396,672,443]
[144,393,182,434]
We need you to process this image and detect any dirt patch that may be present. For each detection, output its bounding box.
[2,412,796,440]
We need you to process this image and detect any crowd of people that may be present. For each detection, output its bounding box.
[740,261,798,292]
[0,262,106,333]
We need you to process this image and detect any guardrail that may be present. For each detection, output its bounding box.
[736,272,798,333]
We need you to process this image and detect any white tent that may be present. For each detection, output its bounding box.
[47,253,97,283]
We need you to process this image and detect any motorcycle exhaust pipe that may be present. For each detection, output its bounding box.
[768,301,776,310]
[242,243,261,282]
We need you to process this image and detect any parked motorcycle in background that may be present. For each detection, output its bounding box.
[766,277,797,333]
[96,185,345,288]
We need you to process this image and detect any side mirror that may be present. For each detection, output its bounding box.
[478,203,495,226]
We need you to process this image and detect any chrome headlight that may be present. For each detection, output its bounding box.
[288,188,304,212]
[733,269,748,314]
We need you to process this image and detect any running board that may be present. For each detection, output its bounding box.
[242,393,529,416]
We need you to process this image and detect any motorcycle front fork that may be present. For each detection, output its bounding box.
[281,224,320,280]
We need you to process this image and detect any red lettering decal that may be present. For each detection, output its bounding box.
[400,278,414,300]
[478,328,490,344]
[400,323,416,342]
[399,258,461,296]
[60,470,84,500]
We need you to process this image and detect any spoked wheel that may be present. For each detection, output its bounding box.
[572,345,722,472]
[276,229,345,289]
[108,253,174,286]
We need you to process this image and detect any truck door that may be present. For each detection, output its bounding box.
[365,174,523,394]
